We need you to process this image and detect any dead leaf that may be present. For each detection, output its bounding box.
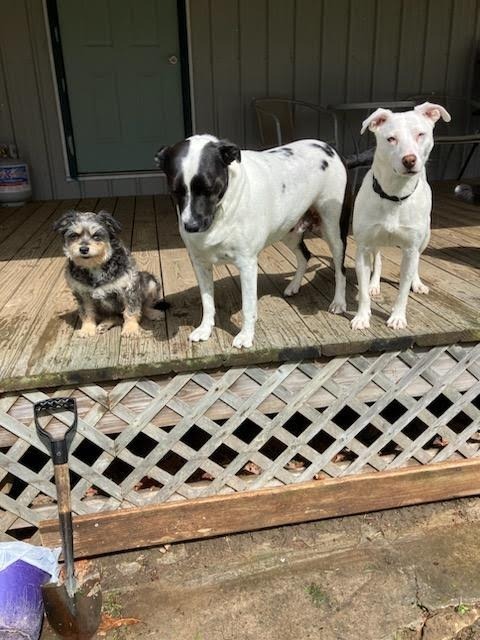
[433,436,448,447]
[285,459,305,470]
[98,613,140,635]
[84,486,98,497]
[200,470,214,481]
[243,461,262,475]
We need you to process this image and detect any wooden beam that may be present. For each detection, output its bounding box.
[39,458,480,558]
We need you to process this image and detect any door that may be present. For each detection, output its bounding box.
[56,0,186,173]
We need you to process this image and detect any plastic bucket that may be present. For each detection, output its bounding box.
[0,559,50,640]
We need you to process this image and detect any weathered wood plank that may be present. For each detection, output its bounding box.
[39,458,480,557]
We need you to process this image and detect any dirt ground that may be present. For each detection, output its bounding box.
[40,496,480,640]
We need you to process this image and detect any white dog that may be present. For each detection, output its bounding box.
[155,135,348,348]
[350,102,451,331]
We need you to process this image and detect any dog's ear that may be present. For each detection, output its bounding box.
[97,211,122,235]
[217,139,241,165]
[53,210,77,234]
[361,108,392,135]
[415,102,451,124]
[154,146,170,170]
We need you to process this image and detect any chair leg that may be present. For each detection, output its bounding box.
[458,143,479,180]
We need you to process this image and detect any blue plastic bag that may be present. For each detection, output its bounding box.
[0,542,61,640]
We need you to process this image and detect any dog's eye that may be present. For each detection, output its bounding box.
[92,234,102,241]
[417,132,425,140]
[68,232,79,240]
[387,136,397,144]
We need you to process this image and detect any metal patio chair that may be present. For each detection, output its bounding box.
[252,97,340,150]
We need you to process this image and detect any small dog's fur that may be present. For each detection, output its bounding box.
[54,210,168,337]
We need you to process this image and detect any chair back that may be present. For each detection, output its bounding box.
[253,98,296,147]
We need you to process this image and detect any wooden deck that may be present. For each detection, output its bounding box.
[0,183,479,393]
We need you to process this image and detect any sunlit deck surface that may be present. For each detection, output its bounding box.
[0,182,479,392]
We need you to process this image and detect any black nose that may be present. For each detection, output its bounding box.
[184,221,200,233]
[79,246,90,255]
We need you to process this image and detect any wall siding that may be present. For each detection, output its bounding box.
[0,0,479,201]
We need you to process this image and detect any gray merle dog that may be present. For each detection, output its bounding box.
[54,210,168,337]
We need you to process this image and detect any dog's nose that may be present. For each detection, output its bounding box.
[79,245,90,255]
[184,221,200,233]
[402,154,417,170]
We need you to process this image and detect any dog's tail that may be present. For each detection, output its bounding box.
[140,272,170,319]
[339,179,354,274]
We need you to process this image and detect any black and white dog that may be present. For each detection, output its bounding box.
[155,135,348,349]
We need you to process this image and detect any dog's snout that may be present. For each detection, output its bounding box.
[184,221,201,233]
[79,245,90,255]
[402,154,417,170]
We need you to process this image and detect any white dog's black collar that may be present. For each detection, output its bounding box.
[372,175,418,202]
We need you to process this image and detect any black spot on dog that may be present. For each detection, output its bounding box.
[310,142,335,158]
[322,143,335,157]
[282,183,286,193]
[321,160,329,171]
[269,147,294,157]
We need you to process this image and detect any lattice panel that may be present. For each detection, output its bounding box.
[1,343,480,541]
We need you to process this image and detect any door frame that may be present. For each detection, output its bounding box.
[44,0,194,180]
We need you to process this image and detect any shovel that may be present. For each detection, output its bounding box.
[34,398,102,640]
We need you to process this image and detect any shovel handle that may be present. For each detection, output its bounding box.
[34,398,77,595]
[34,398,77,465]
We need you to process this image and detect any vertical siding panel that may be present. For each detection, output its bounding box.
[210,0,242,140]
[26,0,81,199]
[372,0,402,100]
[420,0,454,179]
[346,0,376,102]
[0,48,14,144]
[267,0,295,96]
[0,0,53,199]
[239,0,268,148]
[188,0,215,133]
[396,0,428,97]
[442,0,477,178]
[421,0,452,94]
[294,0,324,139]
[320,0,350,106]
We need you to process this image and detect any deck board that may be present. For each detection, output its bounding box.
[0,183,479,392]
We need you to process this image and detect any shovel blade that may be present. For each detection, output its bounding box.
[42,576,102,640]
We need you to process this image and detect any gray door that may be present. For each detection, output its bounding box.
[57,0,185,173]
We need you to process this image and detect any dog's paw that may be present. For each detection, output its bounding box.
[351,314,370,330]
[121,322,141,337]
[387,313,408,330]
[189,324,214,342]
[78,324,97,338]
[411,281,429,295]
[284,282,300,297]
[232,331,254,349]
[329,298,347,315]
[369,284,381,297]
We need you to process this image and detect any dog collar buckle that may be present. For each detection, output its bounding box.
[372,175,417,202]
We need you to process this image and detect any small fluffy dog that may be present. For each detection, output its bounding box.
[350,102,451,331]
[54,210,168,337]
